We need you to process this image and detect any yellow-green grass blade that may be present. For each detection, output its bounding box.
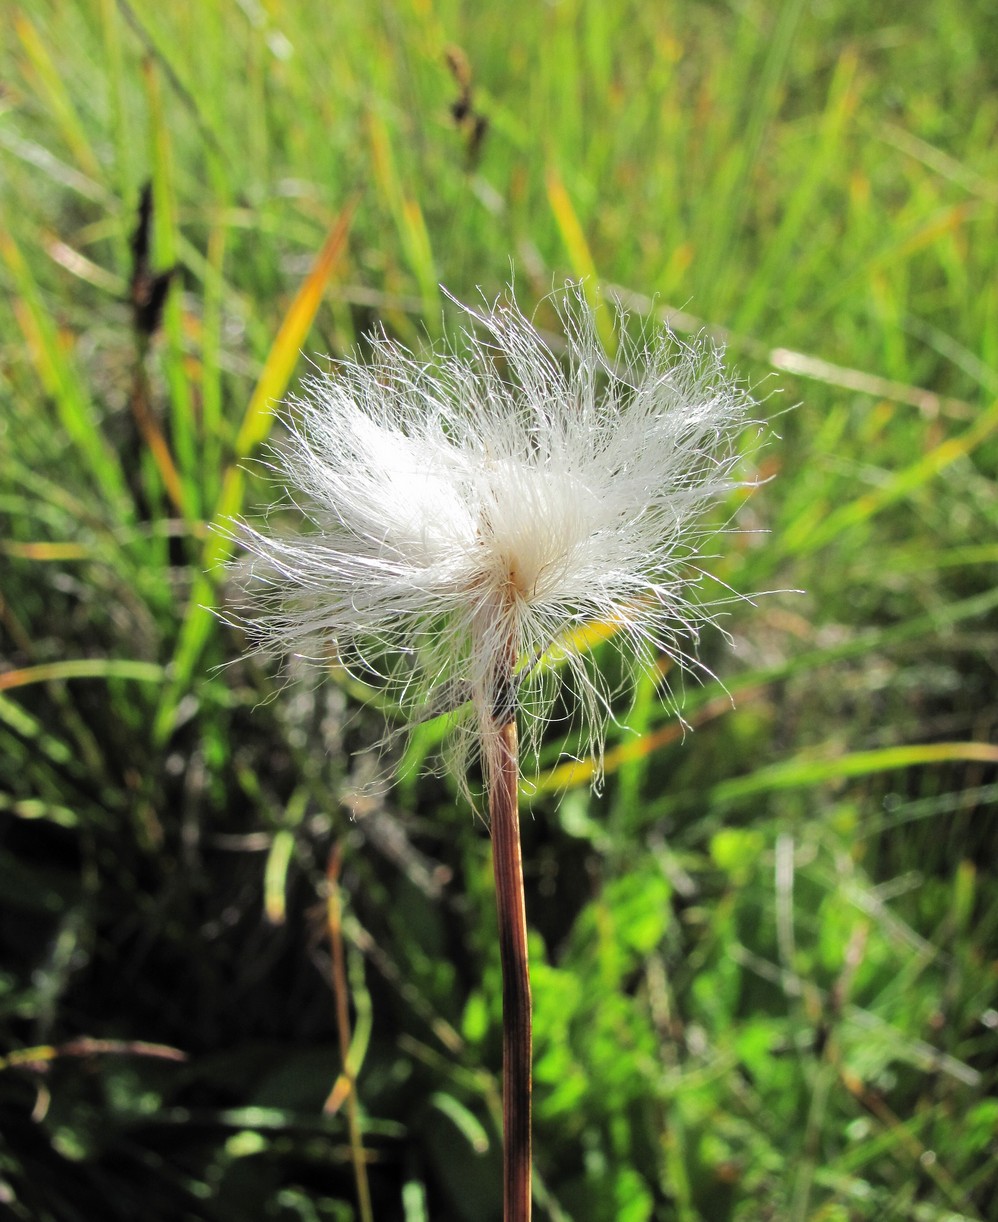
[153,201,356,743]
[545,167,600,288]
[199,208,229,505]
[733,45,862,335]
[703,741,998,810]
[13,12,102,182]
[0,229,130,511]
[0,1039,186,1072]
[694,0,808,316]
[143,57,198,517]
[812,200,983,322]
[0,692,75,768]
[0,660,165,692]
[366,111,439,328]
[104,0,229,176]
[99,0,136,252]
[263,830,296,928]
[532,582,998,794]
[0,793,80,830]
[1,541,92,562]
[782,394,998,557]
[262,787,309,926]
[533,685,749,796]
[545,167,616,353]
[231,201,358,465]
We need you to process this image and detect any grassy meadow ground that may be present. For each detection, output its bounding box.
[1,1,997,1218]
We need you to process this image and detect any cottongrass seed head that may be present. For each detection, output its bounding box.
[230,284,761,794]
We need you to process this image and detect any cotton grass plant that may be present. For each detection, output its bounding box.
[230,284,759,1220]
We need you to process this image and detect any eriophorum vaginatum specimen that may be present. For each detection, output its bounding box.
[229,282,761,1221]
[231,284,760,794]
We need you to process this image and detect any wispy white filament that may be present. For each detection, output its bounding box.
[230,285,760,789]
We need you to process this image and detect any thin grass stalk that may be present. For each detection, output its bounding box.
[488,714,532,1221]
[325,841,374,1222]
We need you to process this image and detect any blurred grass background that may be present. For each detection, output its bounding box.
[1,0,997,1218]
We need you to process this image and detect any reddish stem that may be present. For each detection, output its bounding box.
[489,717,532,1221]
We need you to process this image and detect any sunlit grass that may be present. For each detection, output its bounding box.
[1,1,996,1219]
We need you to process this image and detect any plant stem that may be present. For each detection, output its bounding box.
[489,716,532,1221]
[324,840,374,1222]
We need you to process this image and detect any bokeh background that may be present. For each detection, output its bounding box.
[1,2,997,1219]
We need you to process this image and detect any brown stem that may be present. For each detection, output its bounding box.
[324,841,374,1222]
[489,717,532,1221]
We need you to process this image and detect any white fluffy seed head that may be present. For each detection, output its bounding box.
[229,284,761,793]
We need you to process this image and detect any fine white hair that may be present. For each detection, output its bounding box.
[228,284,761,792]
